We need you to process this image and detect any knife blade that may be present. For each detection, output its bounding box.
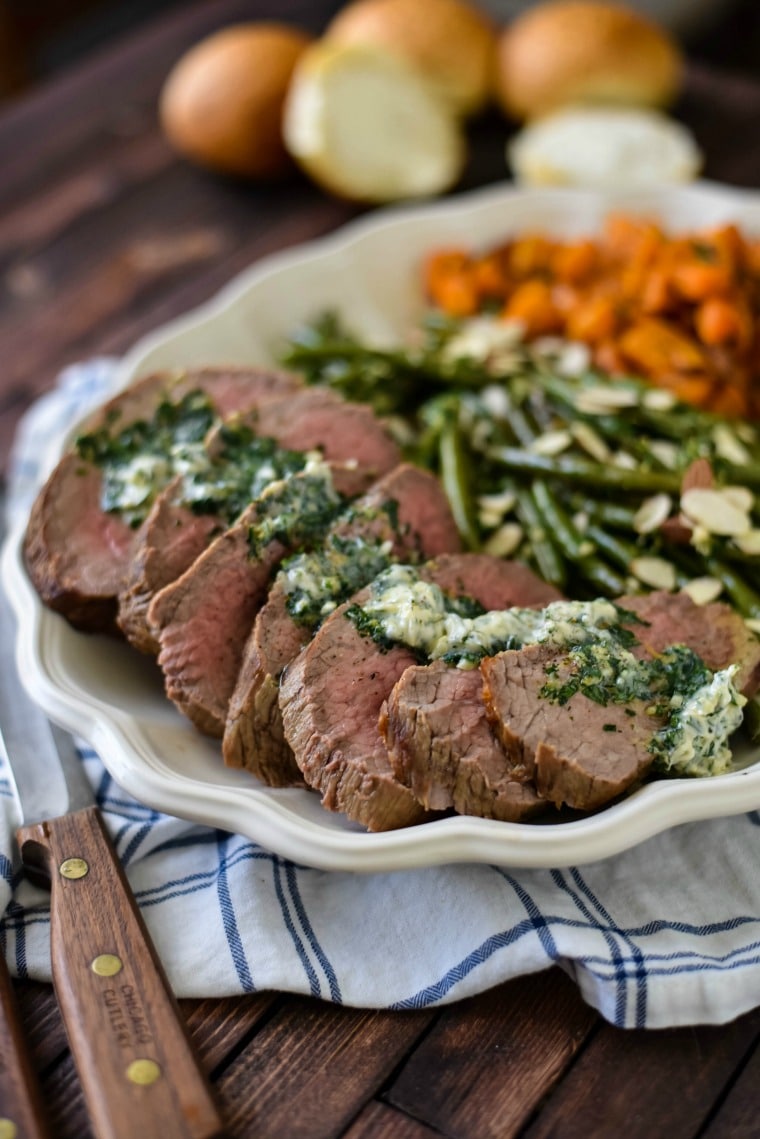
[0,584,225,1139]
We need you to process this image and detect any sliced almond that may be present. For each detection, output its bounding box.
[612,450,638,470]
[483,522,523,558]
[642,389,677,411]
[722,485,754,513]
[571,421,610,463]
[629,556,677,591]
[530,429,572,456]
[660,515,693,544]
[712,423,752,466]
[648,440,680,470]
[681,457,714,493]
[575,386,639,415]
[681,577,723,606]
[477,489,517,516]
[633,493,672,535]
[733,529,760,556]
[556,342,591,377]
[681,487,751,536]
[745,618,760,636]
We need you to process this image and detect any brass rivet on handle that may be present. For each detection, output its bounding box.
[0,1118,18,1139]
[91,953,123,977]
[59,857,89,880]
[126,1058,161,1086]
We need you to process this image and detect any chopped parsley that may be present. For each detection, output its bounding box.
[247,461,345,558]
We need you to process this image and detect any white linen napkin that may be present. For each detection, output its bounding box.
[2,360,760,1030]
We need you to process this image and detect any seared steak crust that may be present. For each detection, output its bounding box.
[223,464,463,787]
[381,660,546,821]
[24,367,302,634]
[280,554,561,830]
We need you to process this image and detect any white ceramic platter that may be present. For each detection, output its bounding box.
[6,180,760,872]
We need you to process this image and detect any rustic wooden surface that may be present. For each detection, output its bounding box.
[3,2,760,1136]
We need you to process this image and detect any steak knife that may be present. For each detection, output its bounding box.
[0,585,225,1139]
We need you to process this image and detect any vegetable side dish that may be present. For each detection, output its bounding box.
[422,216,760,419]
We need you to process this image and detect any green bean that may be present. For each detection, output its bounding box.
[705,558,760,619]
[514,484,567,589]
[491,447,682,494]
[569,495,639,531]
[439,421,481,552]
[531,483,628,596]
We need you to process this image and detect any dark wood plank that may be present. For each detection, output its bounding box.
[14,980,70,1069]
[700,1038,760,1139]
[343,1100,442,1139]
[523,1007,760,1139]
[182,992,279,1072]
[386,969,597,1139]
[216,998,435,1139]
[0,0,343,210]
[35,1054,93,1139]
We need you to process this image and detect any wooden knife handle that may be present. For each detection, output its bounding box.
[0,946,51,1139]
[17,805,225,1139]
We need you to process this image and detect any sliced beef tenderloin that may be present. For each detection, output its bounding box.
[481,644,660,812]
[380,660,546,822]
[620,590,760,698]
[24,366,301,634]
[223,464,462,786]
[279,554,561,831]
[148,463,380,737]
[116,479,223,654]
[254,389,401,480]
[117,387,402,655]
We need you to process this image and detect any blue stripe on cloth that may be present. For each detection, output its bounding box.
[551,869,630,1027]
[285,864,342,1003]
[102,801,164,823]
[499,871,561,961]
[216,833,255,992]
[0,853,12,889]
[136,843,278,906]
[390,917,539,1008]
[568,867,648,1029]
[273,861,322,998]
[95,766,113,803]
[119,822,157,868]
[9,900,28,980]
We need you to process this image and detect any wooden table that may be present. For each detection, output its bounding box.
[3,3,760,1136]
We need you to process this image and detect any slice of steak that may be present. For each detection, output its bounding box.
[117,480,222,654]
[619,590,760,697]
[279,554,561,831]
[23,366,301,634]
[380,660,546,821]
[117,387,401,654]
[481,644,659,812]
[254,389,401,479]
[223,464,462,786]
[148,463,379,736]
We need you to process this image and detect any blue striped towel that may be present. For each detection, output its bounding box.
[2,359,760,1030]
